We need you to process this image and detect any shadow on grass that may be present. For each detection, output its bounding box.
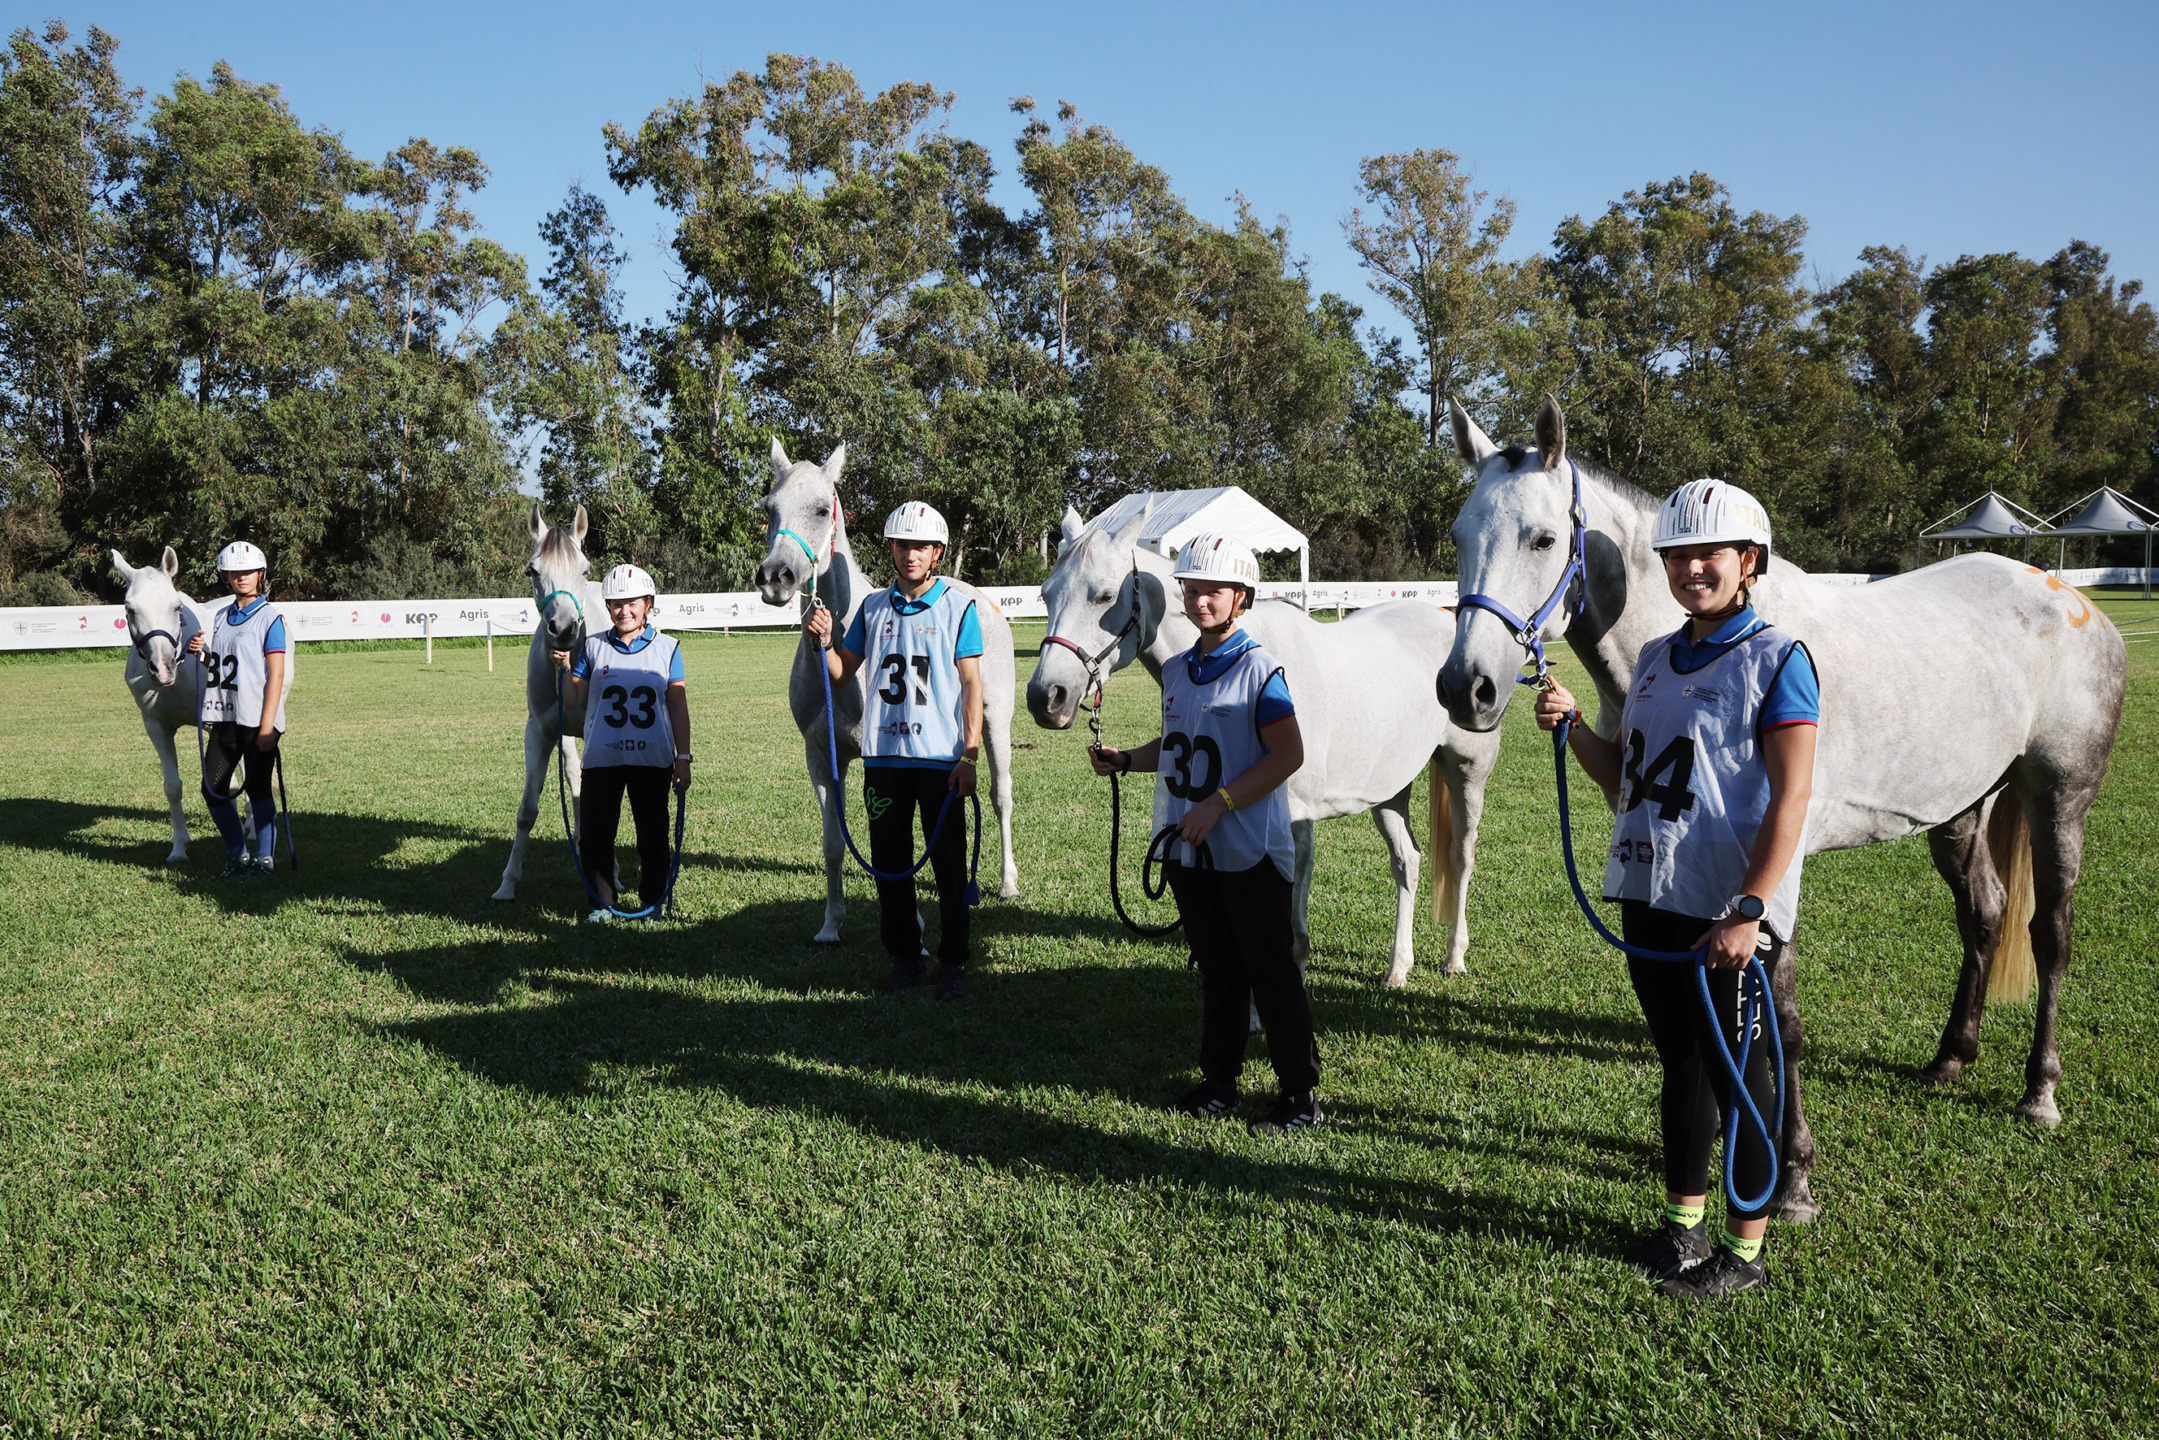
[1316,979,1653,1065]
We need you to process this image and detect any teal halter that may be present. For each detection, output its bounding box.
[538,588,585,624]
[776,528,821,567]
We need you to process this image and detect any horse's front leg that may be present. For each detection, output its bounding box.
[985,695,1020,899]
[807,728,847,945]
[1767,930,1820,1223]
[1371,789,1420,988]
[1438,742,1492,977]
[145,712,189,864]
[492,716,551,902]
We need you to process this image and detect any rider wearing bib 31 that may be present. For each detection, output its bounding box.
[1535,480,1819,1299]
[554,564,691,922]
[803,501,983,1002]
[185,541,287,880]
[1087,533,1321,1134]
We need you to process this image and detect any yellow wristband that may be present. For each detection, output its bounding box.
[1217,787,1235,812]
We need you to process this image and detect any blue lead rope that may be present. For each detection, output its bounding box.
[815,629,982,903]
[1551,713,1787,1213]
[554,668,688,920]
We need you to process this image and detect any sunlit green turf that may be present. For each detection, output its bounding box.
[0,600,2153,1436]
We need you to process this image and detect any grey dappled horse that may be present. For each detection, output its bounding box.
[754,440,1021,945]
[1439,396,2128,1218]
[491,506,595,902]
[112,546,280,862]
[1028,505,1501,985]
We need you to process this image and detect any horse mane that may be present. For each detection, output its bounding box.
[537,526,584,564]
[1493,443,1657,515]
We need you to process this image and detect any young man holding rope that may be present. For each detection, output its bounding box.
[1533,480,1818,1299]
[803,502,983,1001]
[1086,533,1321,1133]
[553,564,692,922]
[186,541,288,881]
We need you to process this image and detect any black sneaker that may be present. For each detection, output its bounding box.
[877,956,928,995]
[214,854,252,881]
[247,853,277,878]
[1174,1081,1239,1118]
[1248,1090,1324,1134]
[934,966,965,1002]
[1658,1244,1768,1299]
[1626,1219,1711,1280]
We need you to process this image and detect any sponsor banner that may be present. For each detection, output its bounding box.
[1269,580,1460,610]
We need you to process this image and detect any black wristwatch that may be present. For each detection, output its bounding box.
[1728,893,1767,922]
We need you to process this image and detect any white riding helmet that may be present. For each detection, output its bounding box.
[216,540,267,573]
[1653,479,1773,573]
[1171,531,1262,589]
[884,501,949,545]
[601,563,657,601]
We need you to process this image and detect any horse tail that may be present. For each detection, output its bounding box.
[1985,790,2037,1003]
[1428,757,1459,927]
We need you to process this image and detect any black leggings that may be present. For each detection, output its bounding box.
[864,764,971,967]
[201,722,278,808]
[580,765,674,909]
[1166,858,1321,1096]
[1622,901,1782,1220]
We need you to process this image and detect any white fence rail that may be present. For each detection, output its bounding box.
[6,567,2149,652]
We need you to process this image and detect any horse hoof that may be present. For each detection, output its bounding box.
[164,855,187,867]
[2013,1096,2062,1129]
[999,884,1020,900]
[1381,968,1411,990]
[1441,961,1468,978]
[811,935,842,948]
[489,894,515,905]
[1919,1058,1964,1088]
[1774,1184,1821,1225]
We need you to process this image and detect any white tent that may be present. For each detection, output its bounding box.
[2040,486,2158,599]
[1086,486,1310,604]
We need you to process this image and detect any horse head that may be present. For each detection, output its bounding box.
[526,504,590,653]
[1027,501,1166,729]
[111,546,187,688]
[756,439,847,606]
[1437,395,1585,732]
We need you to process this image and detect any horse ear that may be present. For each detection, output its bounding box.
[769,436,791,482]
[529,504,547,542]
[1115,501,1150,544]
[572,505,589,546]
[1535,393,1567,473]
[822,444,847,482]
[1450,397,1498,466]
[110,548,132,582]
[161,545,180,579]
[1059,506,1085,547]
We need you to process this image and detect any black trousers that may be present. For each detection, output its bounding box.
[1621,900,1782,1220]
[201,722,278,807]
[1166,858,1321,1095]
[864,764,970,967]
[580,765,673,909]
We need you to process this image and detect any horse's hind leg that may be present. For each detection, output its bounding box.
[145,714,189,864]
[1920,801,2005,1087]
[2012,775,2102,1128]
[1766,929,1820,1223]
[492,717,550,902]
[1258,818,1318,1032]
[1372,788,1420,989]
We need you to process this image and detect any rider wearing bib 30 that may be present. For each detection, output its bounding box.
[1535,480,1819,1299]
[1087,533,1321,1133]
[803,501,983,1001]
[554,564,691,922]
[185,541,287,880]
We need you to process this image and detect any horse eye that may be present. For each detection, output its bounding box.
[1093,591,1112,604]
[1532,534,1557,552]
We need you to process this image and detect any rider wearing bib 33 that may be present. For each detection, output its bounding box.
[1535,480,1819,1299]
[803,502,983,1002]
[186,541,287,880]
[1087,533,1321,1134]
[554,564,691,922]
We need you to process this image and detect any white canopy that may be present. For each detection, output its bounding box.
[1087,485,1310,597]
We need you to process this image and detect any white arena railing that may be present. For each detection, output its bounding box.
[4,567,2149,652]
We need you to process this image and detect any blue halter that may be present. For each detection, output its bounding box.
[1454,458,1588,685]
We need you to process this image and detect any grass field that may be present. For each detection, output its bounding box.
[1,596,2154,1437]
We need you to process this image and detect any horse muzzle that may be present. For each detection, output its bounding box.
[1026,674,1079,730]
[1437,651,1509,733]
[755,555,798,607]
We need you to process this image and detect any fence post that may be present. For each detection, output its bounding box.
[486,617,493,671]
[425,614,433,664]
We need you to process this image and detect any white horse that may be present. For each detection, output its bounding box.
[1439,396,2128,1216]
[753,440,1021,944]
[492,505,594,901]
[1027,504,1501,985]
[112,547,288,862]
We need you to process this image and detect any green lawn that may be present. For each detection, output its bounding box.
[1,599,2154,1437]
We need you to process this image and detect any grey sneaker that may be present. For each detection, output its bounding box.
[247,853,277,878]
[1658,1244,1768,1299]
[214,854,253,881]
[1626,1219,1711,1280]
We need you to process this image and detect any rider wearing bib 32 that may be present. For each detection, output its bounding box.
[186,541,288,880]
[803,502,983,1002]
[1087,533,1321,1134]
[1535,480,1819,1299]
[554,564,691,922]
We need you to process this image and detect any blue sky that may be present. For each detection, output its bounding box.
[30,0,2159,340]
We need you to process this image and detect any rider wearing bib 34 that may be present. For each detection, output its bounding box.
[186,541,287,880]
[554,564,691,922]
[803,502,983,1002]
[1535,480,1819,1299]
[1087,533,1321,1134]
